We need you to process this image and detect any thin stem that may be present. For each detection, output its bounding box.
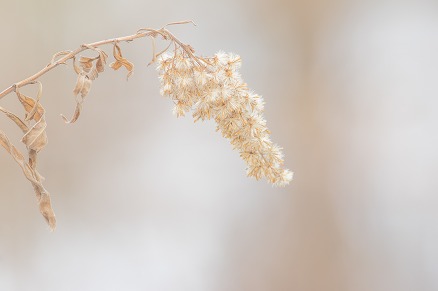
[162,29,206,66]
[0,30,156,100]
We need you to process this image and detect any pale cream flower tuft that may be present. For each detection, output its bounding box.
[156,50,293,186]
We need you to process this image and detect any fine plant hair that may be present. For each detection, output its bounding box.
[0,21,293,230]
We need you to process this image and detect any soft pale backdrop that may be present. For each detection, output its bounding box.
[1,0,437,290]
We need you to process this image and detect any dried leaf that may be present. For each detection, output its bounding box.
[81,76,92,97]
[73,74,86,96]
[109,43,134,79]
[67,55,95,124]
[96,50,108,73]
[39,193,56,230]
[22,116,48,152]
[78,49,107,78]
[16,90,48,152]
[73,56,81,74]
[73,74,92,97]
[110,61,123,70]
[0,131,25,159]
[61,102,82,124]
[0,106,29,133]
[17,91,44,121]
[27,148,55,229]
[25,81,43,121]
[87,68,99,81]
[28,149,44,182]
[79,57,94,72]
[0,130,56,230]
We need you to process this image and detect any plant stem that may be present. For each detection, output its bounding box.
[0,31,151,100]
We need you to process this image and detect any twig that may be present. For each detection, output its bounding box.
[0,32,150,100]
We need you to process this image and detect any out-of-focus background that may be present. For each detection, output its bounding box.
[1,0,438,290]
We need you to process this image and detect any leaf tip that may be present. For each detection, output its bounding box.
[39,194,56,231]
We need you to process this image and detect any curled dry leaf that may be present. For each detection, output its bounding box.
[62,50,106,124]
[17,91,48,152]
[38,193,56,229]
[21,116,48,152]
[79,57,94,72]
[73,74,92,97]
[61,73,88,124]
[61,102,82,124]
[0,88,56,230]
[78,49,107,78]
[0,106,29,132]
[63,72,91,123]
[25,81,42,122]
[96,50,108,73]
[109,43,134,79]
[0,131,56,230]
[18,91,55,228]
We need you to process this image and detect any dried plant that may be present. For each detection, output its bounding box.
[0,21,292,230]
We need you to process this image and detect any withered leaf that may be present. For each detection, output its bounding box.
[66,51,103,124]
[38,193,56,230]
[73,74,92,97]
[79,56,94,72]
[109,43,134,79]
[0,106,29,133]
[28,149,45,182]
[63,74,90,124]
[96,49,108,73]
[82,76,92,95]
[25,81,43,122]
[73,56,81,74]
[16,91,48,152]
[0,130,56,230]
[0,130,25,160]
[22,116,48,152]
[77,49,107,79]
[87,68,99,81]
[17,91,44,121]
[73,74,86,96]
[79,57,100,80]
[61,102,82,124]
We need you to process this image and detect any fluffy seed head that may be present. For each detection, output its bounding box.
[156,51,292,185]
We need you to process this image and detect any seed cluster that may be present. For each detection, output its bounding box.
[157,51,293,186]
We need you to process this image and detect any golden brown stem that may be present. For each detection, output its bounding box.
[0,21,197,100]
[0,32,153,100]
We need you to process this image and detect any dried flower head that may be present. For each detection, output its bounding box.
[156,50,293,186]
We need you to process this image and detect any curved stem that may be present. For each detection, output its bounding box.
[0,31,154,100]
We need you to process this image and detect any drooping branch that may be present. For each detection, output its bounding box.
[0,21,292,231]
[0,21,196,100]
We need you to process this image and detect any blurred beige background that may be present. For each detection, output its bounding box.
[1,0,438,290]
